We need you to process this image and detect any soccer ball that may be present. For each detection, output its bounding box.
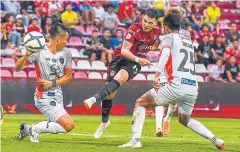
[24,31,46,53]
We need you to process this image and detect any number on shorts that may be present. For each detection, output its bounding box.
[133,65,138,75]
[177,49,196,75]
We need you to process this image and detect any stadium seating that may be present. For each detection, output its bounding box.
[195,64,209,74]
[28,71,37,78]
[88,72,102,79]
[103,72,108,80]
[1,69,12,78]
[74,71,88,79]
[75,26,87,35]
[141,66,152,72]
[2,58,15,68]
[69,48,81,58]
[76,60,91,70]
[133,73,146,81]
[147,74,155,81]
[86,26,101,35]
[68,37,85,47]
[91,61,107,70]
[13,71,27,78]
[196,75,205,82]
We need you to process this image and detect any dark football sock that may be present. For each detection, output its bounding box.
[102,99,113,123]
[94,79,120,102]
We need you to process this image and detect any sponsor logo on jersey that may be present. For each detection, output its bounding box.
[129,29,136,35]
[140,39,145,43]
[181,78,196,86]
[139,45,152,50]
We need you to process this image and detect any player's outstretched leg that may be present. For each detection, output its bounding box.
[94,94,115,139]
[17,113,74,143]
[163,104,177,135]
[178,113,225,150]
[155,106,164,137]
[119,91,156,148]
[83,69,129,109]
[91,70,129,138]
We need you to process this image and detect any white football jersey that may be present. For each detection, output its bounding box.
[158,32,198,93]
[27,47,72,98]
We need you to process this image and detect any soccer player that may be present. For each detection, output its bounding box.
[83,9,161,139]
[15,23,74,143]
[119,12,225,149]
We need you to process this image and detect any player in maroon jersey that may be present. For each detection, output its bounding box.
[83,9,161,139]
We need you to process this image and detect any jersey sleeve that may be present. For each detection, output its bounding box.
[124,24,138,43]
[27,53,40,64]
[161,35,173,48]
[65,49,72,69]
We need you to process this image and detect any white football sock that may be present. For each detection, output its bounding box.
[34,121,66,134]
[155,106,164,130]
[132,106,146,139]
[164,104,177,122]
[187,119,215,141]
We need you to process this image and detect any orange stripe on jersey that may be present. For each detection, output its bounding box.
[165,52,173,83]
[34,63,44,98]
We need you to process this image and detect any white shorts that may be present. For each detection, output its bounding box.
[34,91,67,122]
[150,84,198,115]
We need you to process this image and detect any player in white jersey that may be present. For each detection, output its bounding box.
[119,12,225,149]
[15,23,74,143]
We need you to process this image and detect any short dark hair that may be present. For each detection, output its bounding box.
[163,13,181,30]
[106,4,114,9]
[92,30,98,33]
[30,18,38,24]
[103,29,110,33]
[145,9,159,20]
[49,22,69,38]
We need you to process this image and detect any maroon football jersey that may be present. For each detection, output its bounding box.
[113,23,161,58]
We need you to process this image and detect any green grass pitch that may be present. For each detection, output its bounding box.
[1,114,240,152]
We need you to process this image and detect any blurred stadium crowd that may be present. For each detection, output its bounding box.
[0,0,240,83]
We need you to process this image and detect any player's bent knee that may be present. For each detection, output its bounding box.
[63,120,75,132]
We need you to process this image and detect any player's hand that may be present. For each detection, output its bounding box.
[138,58,152,66]
[38,79,53,89]
[153,76,160,89]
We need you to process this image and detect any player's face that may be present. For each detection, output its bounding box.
[142,15,157,32]
[56,32,69,51]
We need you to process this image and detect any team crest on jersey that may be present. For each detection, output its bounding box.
[126,34,132,39]
[59,57,64,65]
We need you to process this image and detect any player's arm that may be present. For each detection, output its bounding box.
[153,46,171,89]
[38,68,72,88]
[121,40,152,66]
[14,51,32,72]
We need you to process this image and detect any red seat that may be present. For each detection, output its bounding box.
[74,71,88,79]
[217,2,234,9]
[86,26,101,35]
[75,26,87,35]
[2,58,15,68]
[1,69,12,78]
[13,71,27,78]
[68,36,84,46]
[28,71,37,78]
